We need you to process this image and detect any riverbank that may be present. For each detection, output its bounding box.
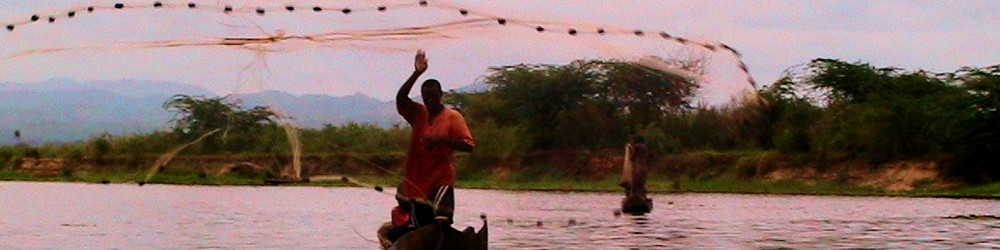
[2,150,998,198]
[2,168,997,199]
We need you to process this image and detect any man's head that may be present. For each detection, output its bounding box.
[421,79,443,106]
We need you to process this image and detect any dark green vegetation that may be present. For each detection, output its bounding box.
[1,58,998,197]
[756,60,1000,182]
[449,58,999,183]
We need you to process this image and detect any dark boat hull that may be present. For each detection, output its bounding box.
[378,217,488,250]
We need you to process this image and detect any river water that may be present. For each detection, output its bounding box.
[1,182,998,249]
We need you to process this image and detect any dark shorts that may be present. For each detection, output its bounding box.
[409,185,455,226]
[388,185,455,242]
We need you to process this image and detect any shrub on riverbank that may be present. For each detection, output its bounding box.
[450,59,1000,182]
[2,59,998,184]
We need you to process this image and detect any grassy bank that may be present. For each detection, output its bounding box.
[453,172,1000,198]
[0,169,270,186]
[4,167,997,199]
[2,147,997,198]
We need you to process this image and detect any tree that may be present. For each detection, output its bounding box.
[804,58,895,105]
[163,94,281,153]
[950,65,1000,181]
[448,58,702,151]
[456,61,592,150]
[774,59,984,162]
[598,58,701,125]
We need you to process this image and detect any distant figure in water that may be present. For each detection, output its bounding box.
[621,135,650,198]
[620,135,653,215]
[386,49,475,243]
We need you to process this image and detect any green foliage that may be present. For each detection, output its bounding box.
[752,81,821,153]
[88,135,112,160]
[450,59,702,151]
[636,123,682,154]
[448,58,998,182]
[4,58,998,184]
[299,122,409,154]
[652,108,731,151]
[0,146,26,169]
[804,58,895,104]
[462,119,532,166]
[112,132,176,157]
[599,60,700,124]
[948,66,1000,181]
[163,94,281,154]
[478,61,606,150]
[774,59,999,180]
[509,162,566,182]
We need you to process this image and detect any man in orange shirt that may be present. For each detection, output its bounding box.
[386,50,475,242]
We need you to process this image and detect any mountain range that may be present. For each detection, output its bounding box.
[0,79,430,145]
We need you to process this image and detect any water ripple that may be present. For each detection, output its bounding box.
[1,182,998,248]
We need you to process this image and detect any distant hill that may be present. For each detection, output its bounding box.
[228,91,401,129]
[0,78,215,98]
[0,79,404,145]
[450,81,491,93]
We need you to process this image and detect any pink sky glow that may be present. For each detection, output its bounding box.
[1,0,997,102]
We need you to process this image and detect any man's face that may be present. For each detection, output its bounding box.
[421,84,442,105]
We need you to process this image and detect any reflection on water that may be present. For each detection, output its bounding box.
[478,191,1000,249]
[1,182,998,249]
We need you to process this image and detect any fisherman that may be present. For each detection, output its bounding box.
[386,50,475,242]
[621,135,650,198]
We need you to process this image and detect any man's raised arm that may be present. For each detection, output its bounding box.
[396,50,428,115]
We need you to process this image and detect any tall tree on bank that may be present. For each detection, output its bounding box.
[950,65,1000,181]
[163,94,281,153]
[770,59,1000,181]
[448,58,702,151]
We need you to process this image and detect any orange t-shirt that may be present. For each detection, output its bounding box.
[398,102,474,199]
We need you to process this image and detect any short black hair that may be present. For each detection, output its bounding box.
[421,79,442,92]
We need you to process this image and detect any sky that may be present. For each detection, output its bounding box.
[1,0,998,102]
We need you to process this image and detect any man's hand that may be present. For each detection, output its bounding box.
[415,49,428,73]
[423,136,474,152]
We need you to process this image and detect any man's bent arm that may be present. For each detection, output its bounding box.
[445,137,474,152]
[444,113,474,152]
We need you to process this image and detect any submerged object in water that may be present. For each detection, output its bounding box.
[621,195,653,215]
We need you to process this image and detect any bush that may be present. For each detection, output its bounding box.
[735,156,759,179]
[89,137,112,160]
[463,119,532,167]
